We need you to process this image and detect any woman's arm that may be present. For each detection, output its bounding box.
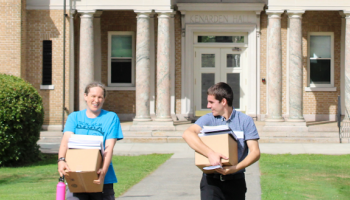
[93,138,117,184]
[58,131,74,177]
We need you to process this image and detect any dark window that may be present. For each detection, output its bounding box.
[310,59,331,84]
[111,59,132,83]
[42,40,52,85]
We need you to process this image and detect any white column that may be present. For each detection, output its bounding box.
[287,11,305,121]
[79,11,95,110]
[155,12,172,121]
[134,11,152,121]
[266,10,284,122]
[170,13,176,116]
[93,11,103,82]
[344,12,350,115]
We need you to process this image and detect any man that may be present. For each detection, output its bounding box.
[182,82,260,200]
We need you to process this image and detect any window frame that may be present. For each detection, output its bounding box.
[307,32,334,89]
[107,31,135,88]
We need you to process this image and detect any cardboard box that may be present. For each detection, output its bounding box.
[195,134,238,174]
[66,149,103,193]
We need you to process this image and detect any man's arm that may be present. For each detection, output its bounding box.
[93,138,117,184]
[58,131,74,177]
[182,124,228,166]
[215,139,260,175]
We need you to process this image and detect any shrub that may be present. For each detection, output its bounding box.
[0,74,44,166]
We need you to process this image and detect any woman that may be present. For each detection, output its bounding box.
[58,82,123,200]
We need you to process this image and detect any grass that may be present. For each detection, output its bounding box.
[259,154,350,200]
[0,153,172,200]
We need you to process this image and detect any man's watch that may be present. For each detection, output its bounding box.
[58,157,66,163]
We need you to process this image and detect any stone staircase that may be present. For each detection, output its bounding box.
[38,121,348,145]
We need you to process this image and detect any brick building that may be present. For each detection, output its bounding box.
[1,0,350,131]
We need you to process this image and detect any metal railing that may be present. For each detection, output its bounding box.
[338,95,350,143]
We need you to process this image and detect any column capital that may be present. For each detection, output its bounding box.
[266,10,284,18]
[155,10,173,18]
[343,11,350,18]
[287,10,305,18]
[79,10,95,18]
[134,10,153,15]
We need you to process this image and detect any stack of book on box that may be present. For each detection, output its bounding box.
[68,135,104,155]
[195,125,238,173]
[198,125,237,141]
[66,135,105,193]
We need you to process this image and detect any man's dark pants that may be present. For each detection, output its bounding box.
[200,173,246,200]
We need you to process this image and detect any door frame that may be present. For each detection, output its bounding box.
[181,24,259,119]
[194,47,247,116]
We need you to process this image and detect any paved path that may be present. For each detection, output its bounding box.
[38,143,350,200]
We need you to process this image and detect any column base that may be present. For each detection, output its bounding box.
[133,117,152,122]
[131,121,175,131]
[154,116,173,122]
[286,118,305,122]
[265,118,284,122]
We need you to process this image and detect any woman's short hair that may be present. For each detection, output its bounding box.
[84,82,107,98]
[207,82,233,107]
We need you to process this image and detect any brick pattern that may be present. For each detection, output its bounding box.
[260,11,341,116]
[100,11,137,114]
[302,11,341,115]
[26,10,70,125]
[0,0,24,77]
[174,11,182,114]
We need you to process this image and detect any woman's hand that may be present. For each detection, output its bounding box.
[58,161,70,177]
[93,169,106,184]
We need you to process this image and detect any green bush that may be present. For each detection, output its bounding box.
[0,74,44,166]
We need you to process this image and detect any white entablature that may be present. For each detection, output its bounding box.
[268,0,350,11]
[26,0,172,11]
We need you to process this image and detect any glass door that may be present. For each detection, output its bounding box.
[194,48,245,116]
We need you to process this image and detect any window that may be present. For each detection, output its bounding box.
[42,40,52,85]
[108,32,135,87]
[307,32,334,88]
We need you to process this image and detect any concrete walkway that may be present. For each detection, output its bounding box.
[39,143,350,200]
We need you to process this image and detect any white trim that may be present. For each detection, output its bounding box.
[94,11,103,82]
[307,32,334,88]
[107,31,135,88]
[40,85,55,90]
[183,24,258,117]
[256,12,261,119]
[304,87,337,92]
[106,87,135,91]
[177,3,265,12]
[286,14,290,115]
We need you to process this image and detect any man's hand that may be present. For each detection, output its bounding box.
[93,169,106,185]
[58,161,70,177]
[207,151,228,166]
[215,165,238,175]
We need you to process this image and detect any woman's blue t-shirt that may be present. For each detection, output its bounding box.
[63,109,124,184]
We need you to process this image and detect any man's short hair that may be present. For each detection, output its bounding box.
[207,82,233,107]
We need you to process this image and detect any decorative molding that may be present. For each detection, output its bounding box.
[177,3,265,12]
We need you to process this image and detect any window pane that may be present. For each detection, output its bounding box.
[227,73,240,109]
[111,59,132,83]
[201,73,215,109]
[310,59,331,84]
[227,54,240,68]
[111,35,132,57]
[42,40,52,85]
[201,54,215,68]
[198,36,244,43]
[310,36,331,58]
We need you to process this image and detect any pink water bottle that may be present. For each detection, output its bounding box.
[56,176,66,200]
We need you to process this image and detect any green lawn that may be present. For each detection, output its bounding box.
[0,153,172,200]
[260,154,350,200]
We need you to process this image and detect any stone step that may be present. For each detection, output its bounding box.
[259,131,339,138]
[119,137,185,143]
[259,137,342,143]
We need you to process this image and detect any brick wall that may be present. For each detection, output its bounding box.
[175,11,182,114]
[0,0,25,78]
[26,10,70,125]
[260,11,341,117]
[100,11,137,114]
[302,11,341,115]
